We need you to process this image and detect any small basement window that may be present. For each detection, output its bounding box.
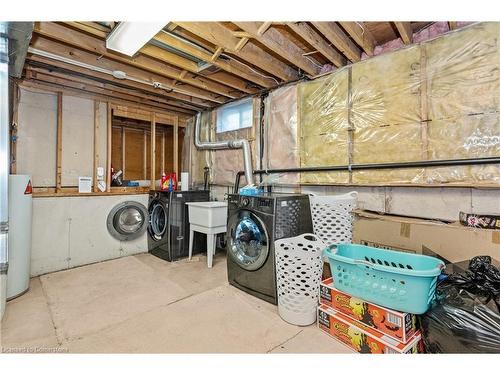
[216,98,253,133]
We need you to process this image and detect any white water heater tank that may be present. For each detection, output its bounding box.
[7,175,33,299]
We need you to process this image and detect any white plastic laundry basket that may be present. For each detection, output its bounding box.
[275,233,324,326]
[309,191,358,246]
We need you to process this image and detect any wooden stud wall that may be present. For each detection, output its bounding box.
[56,92,63,192]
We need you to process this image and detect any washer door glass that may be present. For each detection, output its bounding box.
[107,201,148,241]
[148,201,168,241]
[228,211,269,271]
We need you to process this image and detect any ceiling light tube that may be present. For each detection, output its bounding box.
[106,22,166,57]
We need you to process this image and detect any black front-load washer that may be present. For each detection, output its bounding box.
[226,193,313,305]
[147,190,209,261]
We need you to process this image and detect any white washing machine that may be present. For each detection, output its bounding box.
[7,174,33,300]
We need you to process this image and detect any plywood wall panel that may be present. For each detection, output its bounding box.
[123,129,144,180]
[111,127,123,172]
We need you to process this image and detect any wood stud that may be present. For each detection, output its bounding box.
[56,92,63,192]
[151,112,156,184]
[394,22,413,45]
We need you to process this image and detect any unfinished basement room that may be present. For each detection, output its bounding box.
[1,1,499,372]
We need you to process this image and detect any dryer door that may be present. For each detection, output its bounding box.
[107,201,148,241]
[228,210,269,271]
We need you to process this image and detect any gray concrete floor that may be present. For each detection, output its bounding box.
[1,253,352,353]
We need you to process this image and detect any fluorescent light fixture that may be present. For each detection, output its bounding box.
[106,22,166,56]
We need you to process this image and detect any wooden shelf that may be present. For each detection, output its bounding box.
[33,186,150,198]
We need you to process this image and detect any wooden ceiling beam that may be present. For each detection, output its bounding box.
[30,36,226,104]
[311,22,362,62]
[25,65,204,112]
[25,69,197,115]
[394,22,413,45]
[33,22,242,99]
[174,22,298,82]
[64,21,258,94]
[153,31,276,88]
[26,55,214,109]
[19,78,193,122]
[62,22,109,37]
[286,22,346,68]
[338,22,377,56]
[233,22,321,76]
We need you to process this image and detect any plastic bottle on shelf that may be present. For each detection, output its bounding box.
[160,172,168,191]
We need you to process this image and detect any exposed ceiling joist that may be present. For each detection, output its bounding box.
[338,22,377,56]
[21,73,194,118]
[173,22,299,82]
[153,31,276,88]
[33,22,242,99]
[25,69,197,115]
[394,22,413,44]
[286,22,346,68]
[26,55,212,109]
[311,22,362,62]
[30,36,226,104]
[26,63,205,112]
[233,22,321,76]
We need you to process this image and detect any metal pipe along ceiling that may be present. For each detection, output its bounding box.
[194,112,255,187]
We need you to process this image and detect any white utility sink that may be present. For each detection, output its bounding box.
[186,201,228,228]
[186,201,228,268]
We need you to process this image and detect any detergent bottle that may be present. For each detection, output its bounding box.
[160,172,168,191]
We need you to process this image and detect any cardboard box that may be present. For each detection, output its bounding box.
[353,210,500,263]
[318,305,421,354]
[320,278,416,343]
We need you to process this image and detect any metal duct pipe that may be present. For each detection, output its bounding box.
[194,112,254,187]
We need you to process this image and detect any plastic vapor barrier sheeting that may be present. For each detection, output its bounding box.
[263,85,300,184]
[295,22,500,185]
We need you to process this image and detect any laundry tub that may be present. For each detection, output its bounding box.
[186,201,228,267]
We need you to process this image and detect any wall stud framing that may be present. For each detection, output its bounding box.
[174,116,179,181]
[93,100,100,192]
[56,92,63,193]
[106,102,112,192]
[151,112,156,184]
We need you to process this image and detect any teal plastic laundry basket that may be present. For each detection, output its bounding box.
[323,244,445,314]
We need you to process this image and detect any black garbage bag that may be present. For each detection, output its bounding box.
[419,256,500,353]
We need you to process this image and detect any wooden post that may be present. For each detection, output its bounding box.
[106,103,112,192]
[161,131,165,174]
[121,127,126,177]
[93,100,100,192]
[56,92,63,193]
[143,130,147,180]
[151,112,156,185]
[173,116,179,183]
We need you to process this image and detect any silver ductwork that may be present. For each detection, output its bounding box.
[194,112,254,187]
